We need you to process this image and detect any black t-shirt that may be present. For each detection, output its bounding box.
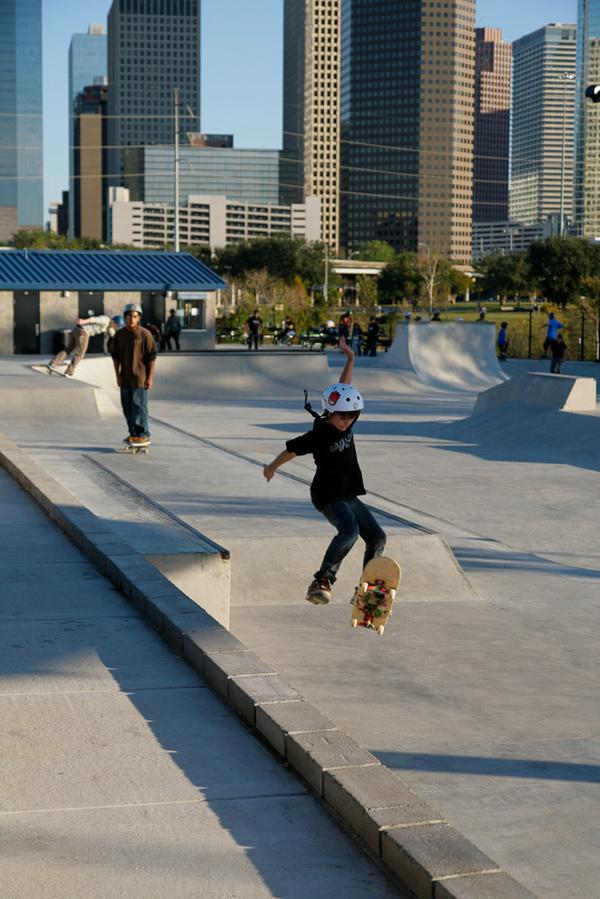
[286,416,366,510]
[246,315,262,334]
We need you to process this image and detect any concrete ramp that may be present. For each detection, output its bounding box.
[1,371,118,423]
[75,352,330,401]
[228,533,480,607]
[474,372,598,415]
[384,322,507,391]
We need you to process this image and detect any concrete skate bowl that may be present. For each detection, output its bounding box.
[74,352,330,403]
[381,322,508,392]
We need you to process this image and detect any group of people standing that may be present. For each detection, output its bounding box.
[245,309,382,356]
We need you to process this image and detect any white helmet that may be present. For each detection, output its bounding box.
[321,383,364,414]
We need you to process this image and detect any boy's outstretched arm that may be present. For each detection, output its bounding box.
[338,335,355,384]
[263,449,296,482]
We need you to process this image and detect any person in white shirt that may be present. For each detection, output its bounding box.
[48,314,124,376]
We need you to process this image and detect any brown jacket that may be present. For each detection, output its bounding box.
[110,326,157,387]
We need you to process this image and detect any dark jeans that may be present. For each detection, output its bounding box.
[248,332,259,350]
[315,497,386,582]
[120,387,150,437]
[164,333,180,350]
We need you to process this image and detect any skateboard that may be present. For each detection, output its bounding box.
[119,441,150,455]
[351,556,401,636]
[31,363,68,377]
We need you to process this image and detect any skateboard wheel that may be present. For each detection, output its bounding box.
[389,588,396,601]
[376,626,385,636]
[351,619,357,628]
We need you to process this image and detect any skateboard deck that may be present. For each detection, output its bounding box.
[119,443,150,455]
[31,364,68,377]
[351,556,401,635]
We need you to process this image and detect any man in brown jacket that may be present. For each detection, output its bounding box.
[110,303,157,447]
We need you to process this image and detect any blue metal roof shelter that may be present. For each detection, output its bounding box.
[0,250,226,292]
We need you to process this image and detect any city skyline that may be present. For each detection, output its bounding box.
[43,0,577,224]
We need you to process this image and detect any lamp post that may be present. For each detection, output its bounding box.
[173,87,180,253]
[558,72,575,238]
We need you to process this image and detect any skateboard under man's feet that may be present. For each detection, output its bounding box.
[351,556,401,636]
[119,437,151,455]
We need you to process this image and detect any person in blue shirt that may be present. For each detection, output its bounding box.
[542,312,564,356]
[497,321,510,361]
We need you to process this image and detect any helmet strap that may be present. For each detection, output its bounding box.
[304,390,324,420]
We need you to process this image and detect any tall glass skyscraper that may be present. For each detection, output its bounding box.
[576,1,600,235]
[473,29,511,224]
[511,24,576,229]
[340,0,475,262]
[0,0,43,241]
[281,0,341,249]
[107,0,201,193]
[68,25,107,237]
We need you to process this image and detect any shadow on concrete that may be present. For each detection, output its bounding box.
[0,480,400,897]
[374,751,600,784]
[455,545,600,581]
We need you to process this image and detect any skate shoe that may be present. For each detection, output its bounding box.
[129,436,151,447]
[306,576,332,605]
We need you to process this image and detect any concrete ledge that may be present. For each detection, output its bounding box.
[0,432,539,899]
[324,765,446,856]
[434,871,537,898]
[228,674,301,726]
[256,700,339,757]
[474,372,597,415]
[382,824,499,899]
[286,730,380,795]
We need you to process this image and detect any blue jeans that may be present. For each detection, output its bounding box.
[316,497,386,582]
[120,387,150,437]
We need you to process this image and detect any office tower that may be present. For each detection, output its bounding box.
[474,28,511,224]
[511,24,576,229]
[109,188,321,250]
[0,0,43,241]
[281,0,341,248]
[68,25,107,238]
[575,2,600,236]
[124,145,280,206]
[73,83,108,241]
[339,0,475,263]
[107,0,201,190]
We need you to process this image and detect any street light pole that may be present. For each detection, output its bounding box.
[324,242,329,305]
[173,87,180,253]
[558,72,575,238]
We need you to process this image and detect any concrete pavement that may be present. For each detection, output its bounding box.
[0,460,406,898]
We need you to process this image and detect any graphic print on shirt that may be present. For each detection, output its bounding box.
[330,433,353,454]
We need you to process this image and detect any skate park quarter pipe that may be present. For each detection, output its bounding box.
[385,322,508,391]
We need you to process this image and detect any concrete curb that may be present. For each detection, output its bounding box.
[0,433,538,899]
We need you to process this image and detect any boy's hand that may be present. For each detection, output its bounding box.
[263,464,276,482]
[339,335,354,360]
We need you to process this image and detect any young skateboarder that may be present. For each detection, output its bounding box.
[263,337,386,604]
[48,314,124,376]
[110,303,156,447]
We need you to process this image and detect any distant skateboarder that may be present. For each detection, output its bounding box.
[542,312,564,357]
[110,303,156,448]
[497,321,510,362]
[48,314,124,376]
[550,334,567,373]
[263,336,386,605]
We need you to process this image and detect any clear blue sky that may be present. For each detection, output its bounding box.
[42,0,577,218]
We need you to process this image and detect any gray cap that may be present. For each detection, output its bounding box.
[123,303,142,314]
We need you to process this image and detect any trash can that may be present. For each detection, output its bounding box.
[53,328,72,354]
